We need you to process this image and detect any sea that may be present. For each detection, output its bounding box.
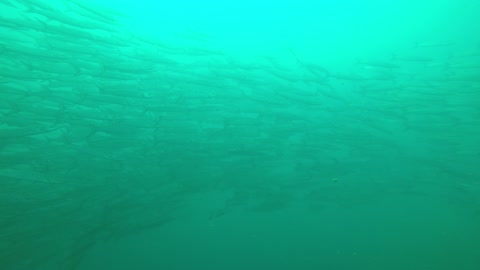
[1,0,479,269]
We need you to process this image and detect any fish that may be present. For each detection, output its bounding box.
[0,169,60,183]
[357,60,400,69]
[414,41,455,48]
[392,54,434,62]
[0,124,64,140]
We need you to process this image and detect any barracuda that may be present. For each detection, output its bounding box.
[0,124,64,140]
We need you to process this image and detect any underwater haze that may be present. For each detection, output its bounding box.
[1,0,480,269]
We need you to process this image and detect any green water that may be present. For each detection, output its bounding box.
[1,0,479,269]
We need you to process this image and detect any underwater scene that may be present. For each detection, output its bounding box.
[1,0,480,269]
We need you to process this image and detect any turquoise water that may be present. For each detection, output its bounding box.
[1,0,480,269]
